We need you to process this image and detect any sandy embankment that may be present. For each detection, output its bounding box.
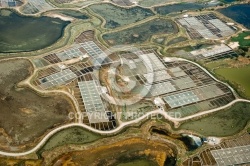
[244,36,250,40]
[46,13,74,21]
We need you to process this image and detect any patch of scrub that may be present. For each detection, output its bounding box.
[0,59,74,150]
[231,31,250,47]
[117,159,157,166]
[167,37,187,46]
[218,4,250,29]
[40,127,102,152]
[0,9,70,53]
[103,18,178,45]
[179,102,250,136]
[89,3,154,28]
[138,0,182,7]
[53,138,175,166]
[121,101,156,121]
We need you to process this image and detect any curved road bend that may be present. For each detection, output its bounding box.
[1,58,250,156]
[1,99,250,157]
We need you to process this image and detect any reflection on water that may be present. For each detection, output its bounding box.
[180,134,203,151]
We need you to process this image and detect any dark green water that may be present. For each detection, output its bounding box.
[218,4,250,29]
[220,0,236,3]
[155,2,219,15]
[103,19,178,45]
[0,9,70,53]
[89,4,154,28]
[151,128,202,151]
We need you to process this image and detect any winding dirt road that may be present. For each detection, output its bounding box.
[0,58,249,157]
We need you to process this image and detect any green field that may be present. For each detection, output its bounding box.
[179,102,250,136]
[215,65,250,99]
[167,37,187,46]
[231,31,250,47]
[89,4,154,28]
[103,18,178,45]
[40,127,102,151]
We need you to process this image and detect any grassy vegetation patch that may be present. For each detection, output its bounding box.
[121,101,156,121]
[138,0,183,7]
[41,127,102,151]
[167,37,187,46]
[231,31,250,47]
[89,3,154,28]
[215,65,250,99]
[179,102,250,136]
[0,59,73,147]
[103,18,178,45]
[167,43,213,53]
